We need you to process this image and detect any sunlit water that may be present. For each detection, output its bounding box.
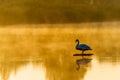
[2,58,120,80]
[9,62,46,80]
[85,57,120,80]
[0,23,120,80]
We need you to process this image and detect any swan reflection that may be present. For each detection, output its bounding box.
[76,58,92,70]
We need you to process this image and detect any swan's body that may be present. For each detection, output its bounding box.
[75,39,92,54]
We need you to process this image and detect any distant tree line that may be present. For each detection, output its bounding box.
[0,0,120,24]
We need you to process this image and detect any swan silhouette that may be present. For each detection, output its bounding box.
[75,39,92,54]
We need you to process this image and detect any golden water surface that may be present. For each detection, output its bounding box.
[0,23,120,80]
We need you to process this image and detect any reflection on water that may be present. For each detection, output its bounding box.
[8,62,46,80]
[85,58,120,80]
[1,57,120,80]
[0,24,119,80]
[76,58,92,70]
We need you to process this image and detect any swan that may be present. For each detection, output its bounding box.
[75,39,92,54]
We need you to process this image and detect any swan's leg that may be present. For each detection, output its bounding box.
[82,50,84,54]
[82,50,84,59]
[82,51,84,58]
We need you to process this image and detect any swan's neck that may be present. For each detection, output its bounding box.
[76,41,79,46]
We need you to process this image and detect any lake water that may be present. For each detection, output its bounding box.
[0,23,120,80]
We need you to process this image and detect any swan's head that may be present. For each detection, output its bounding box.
[75,39,79,42]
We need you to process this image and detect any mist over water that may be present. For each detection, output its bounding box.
[0,23,120,80]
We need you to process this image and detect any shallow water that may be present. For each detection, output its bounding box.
[0,24,120,80]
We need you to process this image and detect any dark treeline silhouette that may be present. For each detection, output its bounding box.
[0,0,120,25]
